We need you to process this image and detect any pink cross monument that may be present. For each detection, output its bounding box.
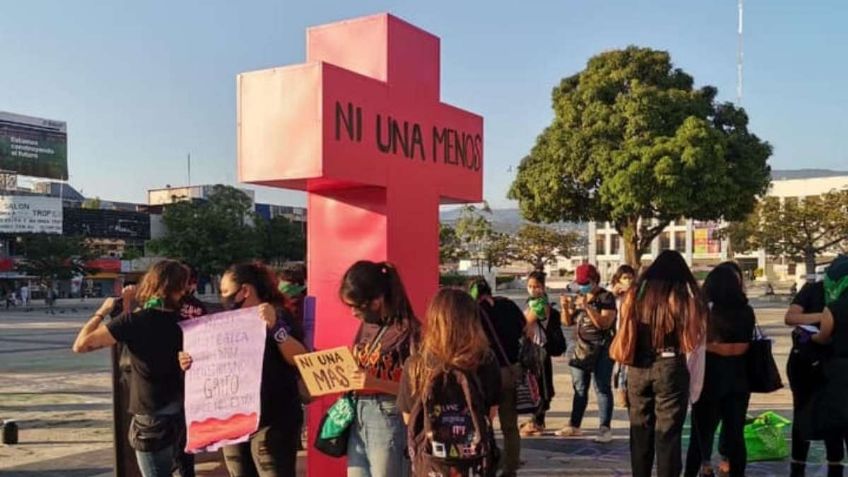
[237,13,483,476]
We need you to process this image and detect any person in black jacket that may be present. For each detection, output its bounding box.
[684,264,755,477]
[469,277,526,477]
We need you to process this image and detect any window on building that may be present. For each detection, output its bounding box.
[596,234,607,256]
[660,232,671,251]
[675,231,687,251]
[610,235,621,256]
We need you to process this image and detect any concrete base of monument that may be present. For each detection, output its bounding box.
[0,302,824,476]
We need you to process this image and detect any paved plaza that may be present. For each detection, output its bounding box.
[0,296,836,476]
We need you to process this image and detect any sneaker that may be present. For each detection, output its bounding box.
[593,427,613,443]
[554,425,582,437]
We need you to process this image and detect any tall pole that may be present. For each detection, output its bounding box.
[187,153,191,187]
[737,0,744,105]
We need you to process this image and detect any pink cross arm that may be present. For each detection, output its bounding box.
[237,13,483,203]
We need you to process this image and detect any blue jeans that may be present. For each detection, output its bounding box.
[347,395,409,477]
[569,344,614,429]
[135,445,176,477]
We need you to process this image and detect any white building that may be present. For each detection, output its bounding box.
[147,184,256,206]
[588,172,848,283]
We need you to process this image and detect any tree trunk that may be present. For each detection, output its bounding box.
[623,238,642,270]
[804,250,817,283]
[620,220,644,270]
[534,258,544,272]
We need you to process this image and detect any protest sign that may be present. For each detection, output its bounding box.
[180,306,266,453]
[294,347,360,397]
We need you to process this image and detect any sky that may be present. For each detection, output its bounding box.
[3,0,847,209]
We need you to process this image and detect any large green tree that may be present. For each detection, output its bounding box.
[513,223,580,271]
[258,215,306,265]
[16,234,92,286]
[147,185,263,277]
[752,191,848,279]
[509,47,772,268]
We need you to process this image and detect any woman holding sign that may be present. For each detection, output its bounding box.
[341,261,421,477]
[179,262,308,477]
[72,259,189,477]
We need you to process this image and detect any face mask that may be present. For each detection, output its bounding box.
[221,292,245,311]
[578,284,593,295]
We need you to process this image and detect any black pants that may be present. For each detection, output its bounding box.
[685,391,750,477]
[628,356,689,477]
[787,352,848,466]
[532,351,554,427]
[222,419,301,477]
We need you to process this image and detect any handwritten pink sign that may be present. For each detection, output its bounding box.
[180,306,265,453]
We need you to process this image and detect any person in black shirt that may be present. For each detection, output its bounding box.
[73,260,190,477]
[179,262,309,477]
[557,263,617,443]
[684,264,755,477]
[785,277,840,477]
[610,250,708,477]
[469,277,525,477]
[786,255,848,477]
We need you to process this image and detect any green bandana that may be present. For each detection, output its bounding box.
[825,255,848,305]
[529,295,548,318]
[825,274,848,305]
[279,282,306,297]
[143,297,164,310]
[469,283,480,300]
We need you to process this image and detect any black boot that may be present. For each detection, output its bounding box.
[790,462,805,477]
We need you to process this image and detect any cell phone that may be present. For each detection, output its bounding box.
[109,297,124,318]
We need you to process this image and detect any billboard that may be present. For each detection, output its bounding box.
[0,195,63,234]
[693,221,722,255]
[0,111,68,180]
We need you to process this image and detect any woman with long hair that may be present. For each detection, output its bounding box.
[610,250,707,477]
[73,260,190,477]
[340,261,421,477]
[397,288,501,477]
[179,262,309,477]
[684,264,754,477]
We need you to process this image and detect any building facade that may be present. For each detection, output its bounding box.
[588,173,848,283]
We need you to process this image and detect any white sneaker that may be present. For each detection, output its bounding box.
[593,427,613,443]
[554,425,582,437]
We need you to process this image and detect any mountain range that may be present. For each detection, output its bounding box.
[441,169,848,234]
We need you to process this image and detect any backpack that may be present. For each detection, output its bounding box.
[407,368,497,477]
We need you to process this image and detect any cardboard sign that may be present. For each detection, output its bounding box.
[294,347,360,397]
[180,307,266,453]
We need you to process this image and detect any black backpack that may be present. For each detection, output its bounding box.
[407,368,497,477]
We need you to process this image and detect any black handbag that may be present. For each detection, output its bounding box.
[747,322,783,393]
